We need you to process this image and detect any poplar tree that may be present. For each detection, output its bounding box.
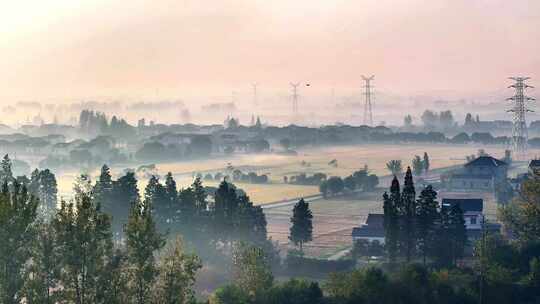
[423,152,430,172]
[400,167,417,263]
[125,198,165,304]
[383,176,400,264]
[289,198,313,253]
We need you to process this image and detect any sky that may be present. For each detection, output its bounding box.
[0,0,539,102]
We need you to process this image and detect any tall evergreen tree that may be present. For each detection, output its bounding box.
[416,185,439,265]
[38,169,58,216]
[448,204,467,265]
[94,165,113,206]
[192,177,207,214]
[0,154,13,184]
[0,181,39,303]
[125,198,165,304]
[289,198,313,252]
[400,167,417,263]
[412,155,424,176]
[423,152,430,172]
[383,177,400,264]
[110,171,140,237]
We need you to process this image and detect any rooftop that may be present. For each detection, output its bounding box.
[529,160,540,167]
[464,156,507,168]
[442,198,483,213]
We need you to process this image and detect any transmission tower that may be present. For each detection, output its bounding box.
[507,77,535,159]
[362,75,375,126]
[290,82,300,116]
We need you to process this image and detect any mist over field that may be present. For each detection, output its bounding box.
[1,1,540,303]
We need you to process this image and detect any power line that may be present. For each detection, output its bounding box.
[290,82,300,116]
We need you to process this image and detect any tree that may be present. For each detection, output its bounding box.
[38,169,58,216]
[403,114,413,127]
[0,181,39,303]
[386,160,403,176]
[423,152,430,173]
[0,154,13,184]
[421,110,438,129]
[24,223,61,304]
[383,177,400,264]
[94,164,113,207]
[500,179,540,244]
[343,175,356,192]
[125,198,166,304]
[192,177,207,214]
[154,237,202,304]
[110,171,140,236]
[280,138,291,150]
[400,167,417,263]
[412,155,424,176]
[319,181,328,198]
[210,285,250,304]
[289,199,313,252]
[52,191,113,304]
[448,204,467,265]
[232,243,273,300]
[326,177,344,195]
[416,185,438,265]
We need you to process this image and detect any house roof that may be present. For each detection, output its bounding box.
[352,214,385,238]
[442,198,483,212]
[529,160,540,167]
[464,156,507,168]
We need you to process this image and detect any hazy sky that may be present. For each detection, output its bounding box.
[1,0,539,101]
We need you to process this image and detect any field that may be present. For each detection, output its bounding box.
[55,143,512,204]
[265,191,384,258]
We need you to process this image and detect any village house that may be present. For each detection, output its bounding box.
[351,213,385,244]
[447,156,508,192]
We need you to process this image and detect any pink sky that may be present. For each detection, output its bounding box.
[0,0,539,101]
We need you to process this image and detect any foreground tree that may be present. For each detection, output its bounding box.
[0,181,39,303]
[125,198,165,304]
[52,192,113,304]
[289,198,313,252]
[24,223,61,304]
[232,243,273,301]
[154,237,202,304]
[423,152,430,172]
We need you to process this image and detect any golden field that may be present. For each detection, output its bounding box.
[55,144,514,204]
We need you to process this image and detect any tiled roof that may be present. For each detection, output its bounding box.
[464,156,507,167]
[442,198,483,212]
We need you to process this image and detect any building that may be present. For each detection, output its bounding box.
[447,156,508,192]
[441,198,484,229]
[351,214,385,244]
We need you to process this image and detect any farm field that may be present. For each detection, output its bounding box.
[265,191,384,258]
[55,143,514,204]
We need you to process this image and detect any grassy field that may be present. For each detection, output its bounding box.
[55,143,514,204]
[265,191,384,258]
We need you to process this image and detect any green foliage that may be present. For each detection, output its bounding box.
[0,181,39,303]
[386,159,403,176]
[52,191,113,304]
[232,243,274,300]
[289,198,313,252]
[412,155,424,176]
[155,237,202,304]
[125,198,166,304]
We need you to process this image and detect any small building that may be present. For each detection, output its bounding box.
[351,213,385,244]
[447,156,508,192]
[441,198,484,229]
